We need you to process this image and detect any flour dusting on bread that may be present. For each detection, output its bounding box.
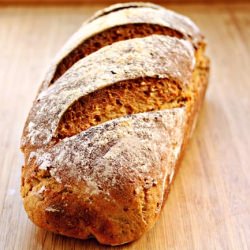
[20,3,209,245]
[22,35,194,149]
[34,109,186,198]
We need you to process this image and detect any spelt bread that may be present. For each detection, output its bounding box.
[21,3,210,246]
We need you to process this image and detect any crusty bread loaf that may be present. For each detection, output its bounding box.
[21,3,210,246]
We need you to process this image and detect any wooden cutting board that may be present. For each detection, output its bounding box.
[0,3,249,250]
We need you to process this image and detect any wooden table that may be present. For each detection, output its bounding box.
[0,3,249,250]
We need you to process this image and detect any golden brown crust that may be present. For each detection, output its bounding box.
[51,24,184,84]
[57,77,185,139]
[20,2,210,246]
[21,35,194,150]
[39,4,202,90]
[22,108,187,245]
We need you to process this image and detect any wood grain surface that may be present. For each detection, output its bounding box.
[1,1,249,5]
[0,3,250,250]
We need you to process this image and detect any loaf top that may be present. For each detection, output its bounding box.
[22,35,194,149]
[41,5,202,90]
[59,5,200,61]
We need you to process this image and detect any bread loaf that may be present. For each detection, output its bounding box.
[21,3,210,246]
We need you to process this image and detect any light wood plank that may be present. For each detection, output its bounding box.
[0,0,249,4]
[0,4,249,250]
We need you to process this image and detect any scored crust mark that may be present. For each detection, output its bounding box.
[44,7,202,89]
[88,6,146,22]
[22,35,194,149]
[56,44,208,140]
[57,77,187,139]
[50,24,184,84]
[86,2,162,23]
